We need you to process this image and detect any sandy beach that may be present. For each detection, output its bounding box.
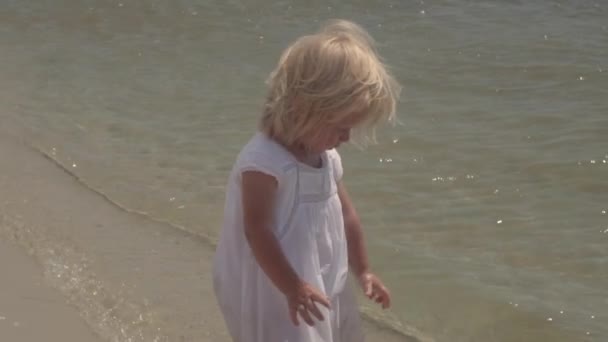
[0,239,103,342]
[0,130,233,341]
[0,130,103,342]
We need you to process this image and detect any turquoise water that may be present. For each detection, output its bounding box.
[1,1,607,341]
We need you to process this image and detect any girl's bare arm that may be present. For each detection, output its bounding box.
[241,170,331,324]
[337,180,370,276]
[338,180,391,309]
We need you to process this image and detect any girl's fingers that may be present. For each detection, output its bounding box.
[383,297,390,309]
[375,284,391,309]
[311,292,331,309]
[384,291,391,309]
[380,292,390,309]
[298,305,315,326]
[364,280,373,297]
[307,300,324,321]
[288,284,332,326]
[290,306,300,326]
[367,280,391,309]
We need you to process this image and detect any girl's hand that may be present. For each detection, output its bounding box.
[358,272,391,309]
[286,282,331,327]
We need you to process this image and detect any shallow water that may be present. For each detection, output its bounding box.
[1,0,607,341]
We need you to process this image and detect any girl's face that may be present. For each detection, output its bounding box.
[304,112,366,154]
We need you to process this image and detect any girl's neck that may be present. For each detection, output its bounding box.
[285,143,323,169]
[264,132,323,168]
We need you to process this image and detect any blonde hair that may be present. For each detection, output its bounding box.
[260,19,401,147]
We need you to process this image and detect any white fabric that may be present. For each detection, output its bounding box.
[213,132,363,342]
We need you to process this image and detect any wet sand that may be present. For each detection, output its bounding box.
[0,238,102,342]
[0,130,231,341]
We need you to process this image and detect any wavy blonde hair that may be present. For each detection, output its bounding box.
[260,19,401,147]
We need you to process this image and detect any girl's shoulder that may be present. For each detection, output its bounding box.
[325,148,344,183]
[233,132,296,185]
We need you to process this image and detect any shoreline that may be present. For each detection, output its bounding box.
[0,238,103,342]
[0,118,425,342]
[0,130,232,341]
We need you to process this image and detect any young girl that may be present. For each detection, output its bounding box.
[212,19,401,342]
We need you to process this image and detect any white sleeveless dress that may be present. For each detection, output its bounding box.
[212,132,364,342]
